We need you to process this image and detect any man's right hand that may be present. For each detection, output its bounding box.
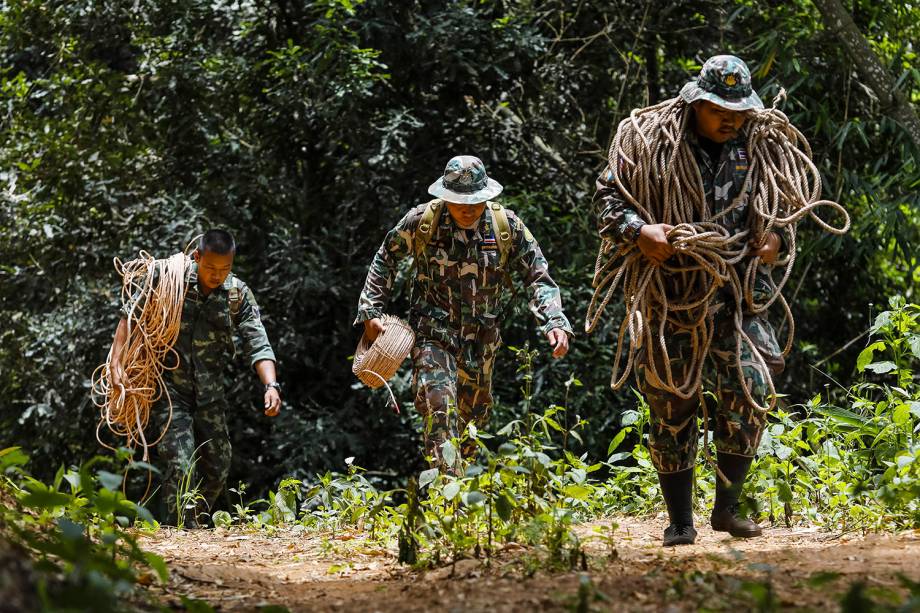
[110,360,126,390]
[364,318,385,342]
[636,223,675,265]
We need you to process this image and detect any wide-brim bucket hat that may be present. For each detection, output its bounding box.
[679,54,764,112]
[428,155,503,205]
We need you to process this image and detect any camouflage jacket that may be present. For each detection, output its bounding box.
[593,126,776,304]
[122,261,275,404]
[355,202,572,349]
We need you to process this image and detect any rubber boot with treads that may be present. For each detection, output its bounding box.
[658,469,697,546]
[710,452,762,537]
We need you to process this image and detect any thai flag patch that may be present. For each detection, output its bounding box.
[482,236,498,251]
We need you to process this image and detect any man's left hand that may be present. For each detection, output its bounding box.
[547,328,570,359]
[750,231,782,265]
[264,388,281,417]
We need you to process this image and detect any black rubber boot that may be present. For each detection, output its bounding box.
[710,452,762,538]
[658,469,697,546]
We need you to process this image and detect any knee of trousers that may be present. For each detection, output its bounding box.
[714,405,767,456]
[414,379,457,418]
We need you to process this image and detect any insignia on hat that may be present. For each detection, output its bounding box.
[724,74,737,86]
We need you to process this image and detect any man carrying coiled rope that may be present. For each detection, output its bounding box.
[590,55,849,546]
[356,155,573,469]
[107,230,281,527]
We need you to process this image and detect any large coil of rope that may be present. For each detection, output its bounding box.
[586,91,850,417]
[91,250,190,462]
[353,314,415,412]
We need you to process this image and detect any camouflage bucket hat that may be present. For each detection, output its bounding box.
[428,155,503,205]
[679,55,764,111]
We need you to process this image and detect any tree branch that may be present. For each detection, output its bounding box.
[812,0,920,148]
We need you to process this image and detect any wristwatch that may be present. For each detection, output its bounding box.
[265,381,282,393]
[623,219,646,242]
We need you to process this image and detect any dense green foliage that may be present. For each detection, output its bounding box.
[0,448,167,611]
[1,0,918,510]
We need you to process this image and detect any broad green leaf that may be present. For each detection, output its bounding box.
[856,341,885,371]
[442,481,461,501]
[441,441,457,467]
[907,334,920,360]
[57,518,85,541]
[864,361,897,374]
[892,403,910,425]
[607,428,630,455]
[563,484,592,500]
[418,468,439,489]
[495,492,514,521]
[461,491,485,506]
[777,481,793,503]
[97,470,124,491]
[22,487,71,510]
[0,447,29,473]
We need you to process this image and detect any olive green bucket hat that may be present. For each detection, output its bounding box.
[679,55,764,111]
[428,155,503,205]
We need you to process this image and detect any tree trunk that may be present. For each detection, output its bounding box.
[812,0,920,148]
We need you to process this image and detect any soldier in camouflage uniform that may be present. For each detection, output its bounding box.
[356,156,573,468]
[593,56,785,545]
[109,230,281,527]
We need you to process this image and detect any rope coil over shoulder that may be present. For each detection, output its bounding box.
[91,250,190,463]
[585,92,850,483]
[353,314,416,412]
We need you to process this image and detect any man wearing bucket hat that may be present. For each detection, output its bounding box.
[356,155,573,468]
[592,55,785,546]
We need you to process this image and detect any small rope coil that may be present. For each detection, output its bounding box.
[353,315,416,413]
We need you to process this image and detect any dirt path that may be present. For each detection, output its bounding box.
[138,517,920,612]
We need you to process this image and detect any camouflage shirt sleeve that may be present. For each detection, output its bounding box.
[354,206,421,325]
[235,283,276,367]
[507,211,573,337]
[592,161,646,245]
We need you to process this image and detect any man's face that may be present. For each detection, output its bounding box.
[693,100,747,143]
[446,201,487,229]
[194,249,234,291]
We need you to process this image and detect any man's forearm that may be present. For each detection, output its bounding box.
[111,318,128,365]
[254,359,277,386]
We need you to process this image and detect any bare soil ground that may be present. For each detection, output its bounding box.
[138,516,920,612]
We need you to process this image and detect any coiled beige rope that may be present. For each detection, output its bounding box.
[585,92,849,479]
[91,251,189,462]
[353,315,416,413]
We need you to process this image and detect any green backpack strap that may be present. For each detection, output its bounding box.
[414,199,443,258]
[228,276,243,321]
[487,201,513,269]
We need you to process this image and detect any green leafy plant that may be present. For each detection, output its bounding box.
[0,448,168,612]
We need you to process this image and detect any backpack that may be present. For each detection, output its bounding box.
[412,199,513,268]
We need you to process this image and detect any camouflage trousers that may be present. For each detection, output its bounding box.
[411,326,500,467]
[152,386,232,525]
[637,311,785,473]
